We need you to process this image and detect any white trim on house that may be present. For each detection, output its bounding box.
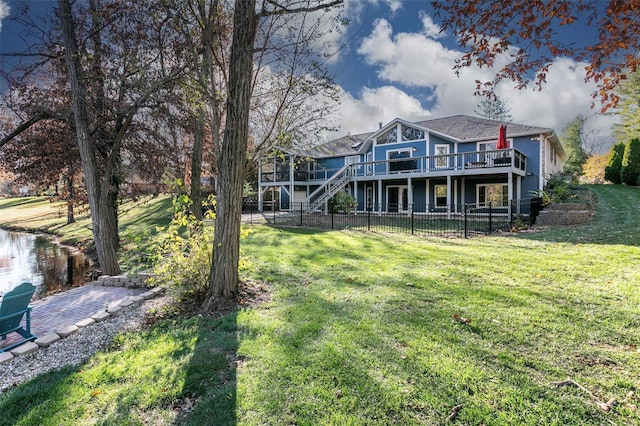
[434,144,450,168]
[434,184,447,207]
[366,185,374,210]
[345,155,360,165]
[370,119,433,151]
[386,148,412,159]
[476,183,509,207]
[539,133,545,190]
[386,185,409,213]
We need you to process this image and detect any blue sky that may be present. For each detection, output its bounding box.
[325,0,616,147]
[0,0,617,148]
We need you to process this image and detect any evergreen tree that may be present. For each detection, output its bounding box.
[621,138,640,186]
[604,142,626,184]
[560,115,588,178]
[475,96,512,121]
[613,69,640,141]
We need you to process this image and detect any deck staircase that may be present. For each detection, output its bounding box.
[306,164,354,212]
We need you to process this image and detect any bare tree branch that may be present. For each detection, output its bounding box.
[260,0,343,17]
[0,111,59,147]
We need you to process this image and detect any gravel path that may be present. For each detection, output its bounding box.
[0,295,170,393]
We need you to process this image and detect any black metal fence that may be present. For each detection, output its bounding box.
[242,198,542,238]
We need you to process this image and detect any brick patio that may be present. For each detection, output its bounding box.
[0,284,146,352]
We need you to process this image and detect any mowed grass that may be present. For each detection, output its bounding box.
[235,229,640,425]
[520,184,640,246]
[0,195,173,253]
[1,185,640,424]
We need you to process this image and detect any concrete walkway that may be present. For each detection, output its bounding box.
[0,284,146,352]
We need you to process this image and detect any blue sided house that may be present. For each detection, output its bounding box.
[257,115,566,217]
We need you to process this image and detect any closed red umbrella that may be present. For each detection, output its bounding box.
[497,124,508,149]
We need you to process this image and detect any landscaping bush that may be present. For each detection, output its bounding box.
[621,138,640,186]
[535,174,588,205]
[329,191,357,213]
[148,193,215,302]
[604,142,626,184]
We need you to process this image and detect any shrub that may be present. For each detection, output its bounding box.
[148,194,217,303]
[510,215,530,231]
[581,153,608,184]
[621,138,640,186]
[535,174,582,205]
[604,142,626,184]
[329,192,357,213]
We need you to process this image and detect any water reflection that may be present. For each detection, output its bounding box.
[0,228,92,298]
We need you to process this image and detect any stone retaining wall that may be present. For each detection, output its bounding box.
[94,273,156,288]
[536,203,593,226]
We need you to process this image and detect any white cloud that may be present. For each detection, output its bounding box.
[345,14,617,144]
[327,85,431,136]
[0,1,9,32]
[381,0,402,13]
[357,18,464,89]
[496,58,619,148]
[346,0,402,15]
[419,11,443,39]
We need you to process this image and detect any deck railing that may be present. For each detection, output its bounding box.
[262,148,527,183]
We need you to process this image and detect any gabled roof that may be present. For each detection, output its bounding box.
[289,114,565,159]
[414,115,554,142]
[293,132,373,158]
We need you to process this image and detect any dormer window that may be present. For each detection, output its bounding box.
[401,125,425,141]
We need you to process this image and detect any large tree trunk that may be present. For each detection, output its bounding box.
[97,186,121,274]
[89,0,121,253]
[190,0,219,222]
[204,0,258,310]
[58,0,122,275]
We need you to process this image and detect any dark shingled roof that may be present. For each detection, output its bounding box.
[414,115,553,141]
[291,115,557,157]
[294,132,374,158]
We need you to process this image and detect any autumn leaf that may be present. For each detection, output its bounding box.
[453,313,471,324]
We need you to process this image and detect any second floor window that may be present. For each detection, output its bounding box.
[388,149,414,172]
[435,144,450,168]
[378,127,397,144]
[401,125,425,141]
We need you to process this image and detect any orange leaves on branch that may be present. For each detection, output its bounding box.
[431,0,639,112]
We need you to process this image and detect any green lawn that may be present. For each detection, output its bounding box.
[0,195,173,260]
[1,185,640,425]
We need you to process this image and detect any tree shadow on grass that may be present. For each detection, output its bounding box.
[0,366,78,426]
[0,197,46,209]
[119,196,174,231]
[0,311,240,425]
[178,311,239,425]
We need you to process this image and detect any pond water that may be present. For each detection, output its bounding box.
[0,227,93,299]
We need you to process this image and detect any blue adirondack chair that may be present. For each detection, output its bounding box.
[0,282,37,352]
